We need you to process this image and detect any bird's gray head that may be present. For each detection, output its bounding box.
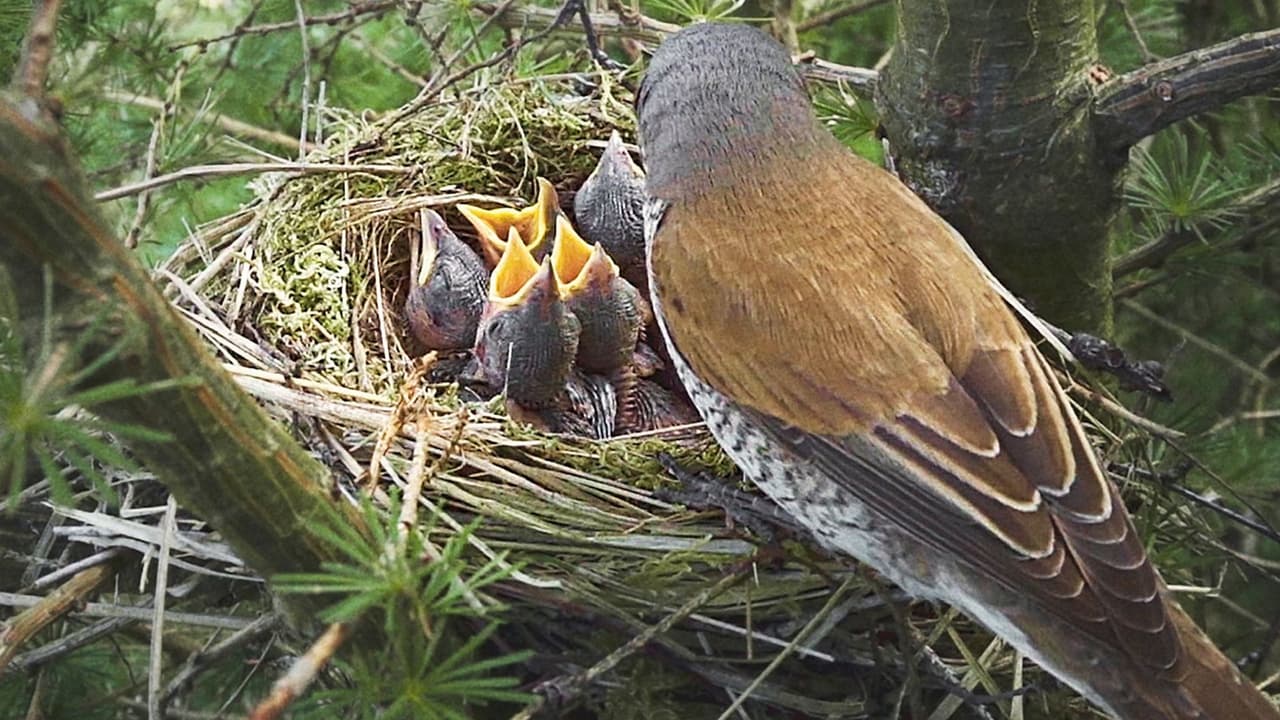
[637,23,825,199]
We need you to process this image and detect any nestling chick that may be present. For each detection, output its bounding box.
[403,209,487,352]
[550,215,645,426]
[573,131,647,289]
[457,178,560,266]
[473,227,580,411]
[512,370,617,440]
[613,379,700,436]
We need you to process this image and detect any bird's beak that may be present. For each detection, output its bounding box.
[457,178,561,265]
[489,227,542,307]
[551,215,618,297]
[416,209,446,286]
[529,177,560,250]
[456,203,511,266]
[591,130,645,181]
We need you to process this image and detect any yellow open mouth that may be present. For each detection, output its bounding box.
[458,178,560,262]
[551,215,618,296]
[489,227,541,305]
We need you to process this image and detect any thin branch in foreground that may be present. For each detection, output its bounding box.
[168,0,397,51]
[161,613,282,709]
[1111,462,1280,546]
[1120,299,1273,386]
[102,92,305,152]
[510,568,748,719]
[147,497,179,719]
[1094,27,1280,151]
[248,622,352,720]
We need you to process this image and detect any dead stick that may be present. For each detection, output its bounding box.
[248,622,352,720]
[0,557,118,674]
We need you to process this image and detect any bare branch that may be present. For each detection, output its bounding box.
[797,0,889,33]
[12,0,62,99]
[0,556,119,673]
[1094,27,1280,151]
[771,0,800,54]
[249,622,352,720]
[474,2,675,45]
[161,613,281,709]
[103,91,304,151]
[471,4,879,94]
[797,57,879,95]
[95,161,416,202]
[168,0,396,51]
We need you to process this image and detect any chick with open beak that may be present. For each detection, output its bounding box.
[457,177,561,266]
[573,131,647,290]
[473,227,580,414]
[550,215,644,424]
[404,209,487,352]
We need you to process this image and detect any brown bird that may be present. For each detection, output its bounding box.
[473,228,580,413]
[638,23,1279,720]
[403,209,487,352]
[457,178,560,266]
[573,130,648,289]
[551,215,646,428]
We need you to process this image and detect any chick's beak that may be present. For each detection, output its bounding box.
[489,227,542,306]
[551,215,618,297]
[416,209,447,285]
[456,178,561,265]
[597,130,644,180]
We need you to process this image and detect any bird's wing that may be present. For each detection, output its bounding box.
[648,172,1181,673]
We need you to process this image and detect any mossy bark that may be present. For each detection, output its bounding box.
[0,95,360,622]
[877,0,1116,333]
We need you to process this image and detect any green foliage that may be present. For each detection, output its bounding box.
[1124,132,1245,243]
[275,496,531,718]
[0,268,181,509]
[812,84,883,165]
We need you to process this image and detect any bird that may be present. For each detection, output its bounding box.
[573,130,648,290]
[637,22,1279,720]
[472,227,580,414]
[550,214,646,426]
[614,378,701,435]
[457,177,561,265]
[403,209,488,352]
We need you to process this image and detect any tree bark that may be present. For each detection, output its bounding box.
[0,94,360,621]
[877,0,1116,333]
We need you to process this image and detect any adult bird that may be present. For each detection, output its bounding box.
[637,22,1278,720]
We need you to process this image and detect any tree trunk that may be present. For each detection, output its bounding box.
[0,95,361,621]
[877,0,1116,334]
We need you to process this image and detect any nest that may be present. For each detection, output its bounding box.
[154,75,1155,719]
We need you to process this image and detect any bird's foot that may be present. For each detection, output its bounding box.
[655,453,813,543]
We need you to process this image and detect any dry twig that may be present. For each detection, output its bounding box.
[0,557,119,674]
[248,622,352,720]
